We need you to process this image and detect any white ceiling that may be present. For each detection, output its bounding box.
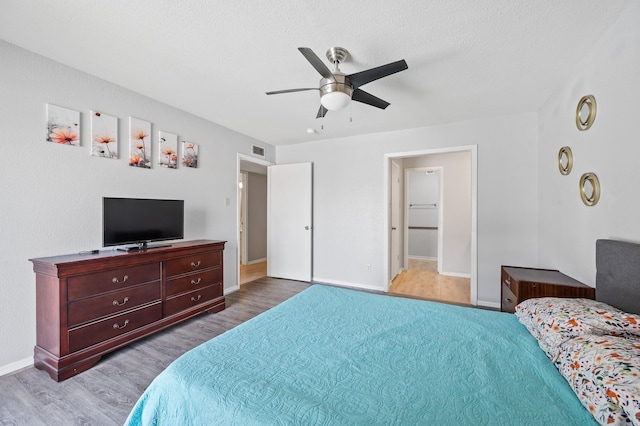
[0,0,630,146]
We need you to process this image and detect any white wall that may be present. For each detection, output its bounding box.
[277,113,539,305]
[0,40,274,372]
[537,2,640,285]
[404,152,471,275]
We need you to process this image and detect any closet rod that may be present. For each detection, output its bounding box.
[409,203,437,208]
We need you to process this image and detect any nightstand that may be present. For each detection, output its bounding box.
[501,266,595,313]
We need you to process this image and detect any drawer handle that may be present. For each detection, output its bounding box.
[191,261,201,268]
[505,298,513,303]
[191,278,202,285]
[504,279,511,286]
[112,275,129,284]
[113,319,130,330]
[112,297,129,306]
[191,295,202,302]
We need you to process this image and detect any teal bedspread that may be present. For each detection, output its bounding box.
[125,285,596,425]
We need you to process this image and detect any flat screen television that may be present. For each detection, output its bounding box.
[103,197,184,250]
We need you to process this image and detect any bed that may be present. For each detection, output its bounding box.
[125,239,640,425]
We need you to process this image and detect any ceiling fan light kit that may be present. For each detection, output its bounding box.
[319,75,353,111]
[266,46,408,119]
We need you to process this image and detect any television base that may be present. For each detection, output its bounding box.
[117,243,172,252]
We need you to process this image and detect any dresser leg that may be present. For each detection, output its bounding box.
[34,346,103,382]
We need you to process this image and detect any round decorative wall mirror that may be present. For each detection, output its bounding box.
[579,172,600,206]
[576,95,597,131]
[558,146,573,175]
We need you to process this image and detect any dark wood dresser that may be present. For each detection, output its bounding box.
[30,240,225,381]
[501,265,595,313]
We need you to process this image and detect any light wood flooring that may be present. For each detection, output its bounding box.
[240,260,267,285]
[0,277,310,426]
[389,258,470,305]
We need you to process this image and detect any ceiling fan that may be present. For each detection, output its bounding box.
[266,47,408,118]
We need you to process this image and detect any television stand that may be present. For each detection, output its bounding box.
[116,242,172,252]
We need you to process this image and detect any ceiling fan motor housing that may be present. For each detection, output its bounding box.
[319,74,353,98]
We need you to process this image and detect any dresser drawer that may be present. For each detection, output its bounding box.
[166,268,222,297]
[501,283,518,314]
[164,284,222,317]
[165,251,221,277]
[501,269,518,297]
[68,302,162,353]
[68,263,160,301]
[68,282,161,327]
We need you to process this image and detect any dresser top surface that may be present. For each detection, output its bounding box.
[502,266,589,288]
[30,239,226,266]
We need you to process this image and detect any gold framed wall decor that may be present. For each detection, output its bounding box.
[558,146,573,175]
[576,95,597,131]
[579,172,600,206]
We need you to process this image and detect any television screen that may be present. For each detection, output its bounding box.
[103,197,184,248]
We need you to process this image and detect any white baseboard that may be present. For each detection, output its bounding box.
[313,277,385,293]
[477,300,501,310]
[0,357,32,377]
[247,257,266,265]
[408,255,437,260]
[440,271,471,279]
[224,284,240,294]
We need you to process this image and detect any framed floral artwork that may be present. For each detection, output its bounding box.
[182,141,198,168]
[91,111,118,159]
[129,117,151,168]
[46,104,80,146]
[158,131,178,169]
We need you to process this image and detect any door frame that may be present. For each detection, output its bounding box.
[239,171,248,266]
[390,160,401,280]
[383,145,478,305]
[236,153,273,290]
[404,166,443,272]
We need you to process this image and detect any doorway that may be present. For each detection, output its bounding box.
[236,155,314,288]
[405,167,442,269]
[238,155,271,287]
[385,146,477,305]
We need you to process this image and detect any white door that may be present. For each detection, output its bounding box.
[267,162,312,281]
[390,160,401,280]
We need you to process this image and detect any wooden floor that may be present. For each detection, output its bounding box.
[0,277,310,426]
[239,260,267,285]
[389,258,470,305]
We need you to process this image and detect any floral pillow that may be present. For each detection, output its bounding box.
[554,334,640,426]
[515,297,640,359]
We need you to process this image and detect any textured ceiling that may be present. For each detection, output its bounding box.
[0,0,630,145]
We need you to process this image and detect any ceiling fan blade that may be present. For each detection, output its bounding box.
[316,105,328,119]
[352,89,390,109]
[298,47,333,79]
[347,59,408,89]
[265,88,319,95]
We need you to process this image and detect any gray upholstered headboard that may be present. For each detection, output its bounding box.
[596,239,640,314]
